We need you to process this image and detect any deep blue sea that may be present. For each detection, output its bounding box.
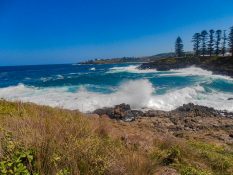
[0,63,233,112]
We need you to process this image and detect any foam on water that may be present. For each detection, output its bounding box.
[107,65,158,73]
[56,75,64,79]
[161,66,233,80]
[0,79,232,113]
[89,67,96,71]
[1,64,232,112]
[72,63,81,66]
[107,65,233,81]
[148,85,233,111]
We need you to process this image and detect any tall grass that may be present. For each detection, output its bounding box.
[0,100,233,175]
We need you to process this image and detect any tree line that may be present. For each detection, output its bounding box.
[175,26,233,57]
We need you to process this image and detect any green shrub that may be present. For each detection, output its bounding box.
[150,145,181,166]
[0,130,38,175]
[162,146,181,165]
[56,168,70,175]
[189,141,233,174]
[180,165,211,175]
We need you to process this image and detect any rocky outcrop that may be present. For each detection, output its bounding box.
[139,56,233,78]
[139,57,199,71]
[172,103,220,117]
[93,103,143,122]
[93,103,233,135]
[93,103,233,143]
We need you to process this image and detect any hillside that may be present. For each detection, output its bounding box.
[79,53,176,64]
[0,100,233,174]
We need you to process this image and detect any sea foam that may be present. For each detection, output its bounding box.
[107,65,158,73]
[89,67,96,71]
[161,66,233,80]
[0,79,232,113]
[107,65,233,82]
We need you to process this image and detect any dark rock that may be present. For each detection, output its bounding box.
[93,103,233,134]
[93,107,114,117]
[122,110,135,122]
[139,56,233,78]
[174,103,220,117]
[143,110,168,117]
[139,57,200,71]
[228,98,233,100]
[114,103,131,113]
[93,103,143,122]
[131,110,144,117]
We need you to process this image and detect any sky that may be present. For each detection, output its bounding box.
[0,0,233,66]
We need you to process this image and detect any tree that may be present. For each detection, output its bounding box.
[192,33,201,56]
[175,37,184,57]
[215,30,222,56]
[208,29,215,56]
[222,30,227,56]
[229,26,233,57]
[201,30,208,56]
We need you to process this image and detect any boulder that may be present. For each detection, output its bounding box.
[93,103,143,122]
[93,107,114,117]
[174,103,220,118]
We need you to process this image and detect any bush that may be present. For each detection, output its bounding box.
[162,146,181,165]
[180,165,211,175]
[0,130,38,175]
[189,141,233,174]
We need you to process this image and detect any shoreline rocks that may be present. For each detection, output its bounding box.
[93,103,233,134]
[93,103,143,122]
[139,56,233,78]
[93,103,233,122]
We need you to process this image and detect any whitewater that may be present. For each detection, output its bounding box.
[0,64,232,112]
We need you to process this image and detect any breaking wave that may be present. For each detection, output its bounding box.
[107,65,158,73]
[0,79,232,113]
[89,67,96,71]
[107,65,233,81]
[161,66,233,80]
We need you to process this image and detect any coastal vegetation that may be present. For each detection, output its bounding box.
[79,53,176,64]
[139,56,233,78]
[141,26,233,77]
[175,37,184,57]
[229,26,233,57]
[1,1,232,175]
[191,26,233,57]
[81,26,233,65]
[0,100,233,175]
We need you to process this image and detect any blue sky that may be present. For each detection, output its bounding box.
[0,0,233,66]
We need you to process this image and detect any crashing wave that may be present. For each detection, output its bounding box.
[107,65,158,73]
[160,66,233,80]
[0,79,232,113]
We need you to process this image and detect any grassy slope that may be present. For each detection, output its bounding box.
[0,100,233,175]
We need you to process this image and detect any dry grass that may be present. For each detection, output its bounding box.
[0,101,153,175]
[0,100,233,175]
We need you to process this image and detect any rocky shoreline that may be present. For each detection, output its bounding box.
[93,103,233,122]
[93,103,233,141]
[139,56,233,78]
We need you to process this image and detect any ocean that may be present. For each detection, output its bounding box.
[0,63,233,112]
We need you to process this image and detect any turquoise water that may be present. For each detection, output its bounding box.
[0,63,232,112]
